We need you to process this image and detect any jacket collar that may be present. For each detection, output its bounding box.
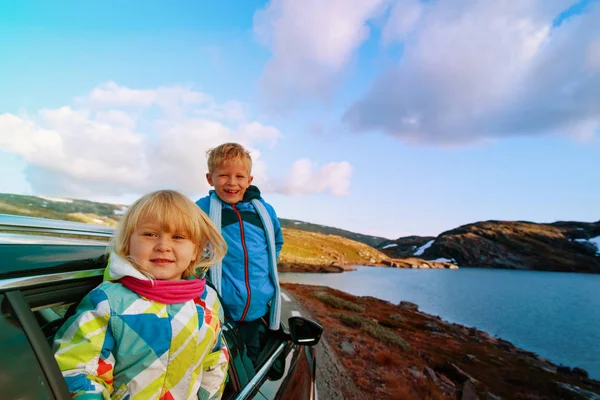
[208,185,262,205]
[103,252,150,281]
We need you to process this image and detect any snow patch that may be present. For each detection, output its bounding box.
[38,196,73,203]
[113,206,127,215]
[573,236,600,255]
[382,243,398,249]
[590,236,600,255]
[294,222,302,225]
[414,240,434,256]
[431,257,454,263]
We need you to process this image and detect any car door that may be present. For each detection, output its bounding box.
[0,290,71,400]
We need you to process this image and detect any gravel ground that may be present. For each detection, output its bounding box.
[283,289,362,400]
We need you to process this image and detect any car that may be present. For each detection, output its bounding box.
[0,213,323,400]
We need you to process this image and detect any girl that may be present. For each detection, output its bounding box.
[53,190,229,400]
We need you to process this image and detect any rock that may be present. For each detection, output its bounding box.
[439,374,456,389]
[557,365,571,375]
[486,392,501,400]
[497,339,515,352]
[557,382,600,400]
[572,367,589,379]
[461,380,479,400]
[463,354,477,363]
[339,341,355,354]
[399,301,419,311]
[424,366,439,384]
[438,375,456,394]
[386,220,600,273]
[408,367,424,380]
[441,362,479,386]
[424,322,443,332]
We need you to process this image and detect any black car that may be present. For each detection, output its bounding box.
[0,214,323,400]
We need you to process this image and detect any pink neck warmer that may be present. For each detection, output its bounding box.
[119,276,206,304]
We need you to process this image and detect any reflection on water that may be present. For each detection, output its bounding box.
[281,266,600,380]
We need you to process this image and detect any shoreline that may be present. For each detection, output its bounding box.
[277,257,459,273]
[282,283,600,399]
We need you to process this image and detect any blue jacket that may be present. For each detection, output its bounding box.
[196,186,284,322]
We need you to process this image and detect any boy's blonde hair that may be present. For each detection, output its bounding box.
[206,142,252,174]
[110,190,227,279]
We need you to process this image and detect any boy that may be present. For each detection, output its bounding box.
[196,142,284,366]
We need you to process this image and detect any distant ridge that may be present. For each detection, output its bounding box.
[0,193,387,247]
[279,218,388,247]
[0,193,124,226]
[378,219,600,273]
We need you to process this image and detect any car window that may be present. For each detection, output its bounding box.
[0,293,55,400]
[221,313,289,399]
[222,321,256,398]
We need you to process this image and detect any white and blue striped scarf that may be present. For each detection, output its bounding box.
[208,192,281,330]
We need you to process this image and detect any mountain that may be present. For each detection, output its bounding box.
[279,218,388,247]
[0,193,123,226]
[379,220,600,273]
[0,193,395,270]
[278,227,389,272]
[0,193,388,246]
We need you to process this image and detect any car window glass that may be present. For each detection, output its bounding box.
[223,321,256,382]
[0,293,54,400]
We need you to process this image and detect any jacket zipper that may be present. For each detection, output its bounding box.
[233,204,251,322]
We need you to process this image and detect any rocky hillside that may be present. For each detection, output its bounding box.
[0,193,122,226]
[284,283,600,399]
[279,228,389,272]
[0,192,398,271]
[0,193,388,246]
[379,220,600,273]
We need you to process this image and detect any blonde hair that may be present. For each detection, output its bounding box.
[110,190,227,279]
[206,142,252,174]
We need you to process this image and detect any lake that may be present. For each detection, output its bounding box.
[280,267,600,380]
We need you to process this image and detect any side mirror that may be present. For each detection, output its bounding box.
[288,317,323,346]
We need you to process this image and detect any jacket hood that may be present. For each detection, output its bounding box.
[103,252,150,281]
[243,185,261,201]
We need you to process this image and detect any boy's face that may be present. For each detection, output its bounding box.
[206,158,253,205]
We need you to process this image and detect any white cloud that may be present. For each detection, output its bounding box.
[194,100,248,121]
[0,82,348,200]
[253,0,389,108]
[586,34,600,70]
[254,0,599,144]
[281,159,352,196]
[85,81,210,109]
[95,110,137,129]
[381,0,422,43]
[237,122,280,148]
[344,0,600,144]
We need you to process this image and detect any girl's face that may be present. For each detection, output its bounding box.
[128,220,199,281]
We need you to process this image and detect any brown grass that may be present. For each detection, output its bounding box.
[280,227,388,266]
[314,292,366,313]
[282,283,600,400]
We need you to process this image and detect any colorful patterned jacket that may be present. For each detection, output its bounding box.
[53,254,229,400]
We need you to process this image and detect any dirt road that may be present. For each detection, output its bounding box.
[280,288,361,400]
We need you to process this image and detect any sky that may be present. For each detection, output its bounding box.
[0,0,599,239]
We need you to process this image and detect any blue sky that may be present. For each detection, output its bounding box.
[1,0,599,238]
